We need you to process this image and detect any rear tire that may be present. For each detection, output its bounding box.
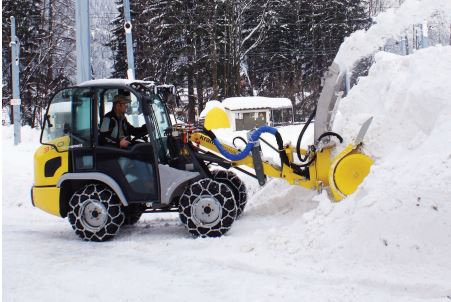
[67,184,124,242]
[211,170,247,217]
[179,178,237,237]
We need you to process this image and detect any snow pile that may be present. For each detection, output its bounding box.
[229,45,451,298]
[336,0,451,69]
[298,45,451,291]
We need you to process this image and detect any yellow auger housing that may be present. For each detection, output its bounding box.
[329,146,373,201]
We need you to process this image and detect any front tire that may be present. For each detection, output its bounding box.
[179,178,237,238]
[67,184,125,242]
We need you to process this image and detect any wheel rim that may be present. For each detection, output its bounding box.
[191,195,222,227]
[80,199,108,231]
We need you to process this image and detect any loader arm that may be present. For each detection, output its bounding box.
[190,131,323,192]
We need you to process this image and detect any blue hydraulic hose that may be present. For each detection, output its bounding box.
[211,125,278,161]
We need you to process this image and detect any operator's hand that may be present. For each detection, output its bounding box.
[119,137,130,148]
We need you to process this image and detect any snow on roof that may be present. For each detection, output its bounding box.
[199,100,225,118]
[222,96,292,111]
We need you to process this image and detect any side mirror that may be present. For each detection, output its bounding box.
[141,96,151,115]
[63,123,71,134]
[46,114,53,128]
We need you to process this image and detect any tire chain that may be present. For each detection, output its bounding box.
[211,170,247,217]
[179,178,237,237]
[67,184,125,241]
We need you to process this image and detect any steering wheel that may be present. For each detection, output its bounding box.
[130,132,149,144]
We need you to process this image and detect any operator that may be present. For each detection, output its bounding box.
[99,95,147,148]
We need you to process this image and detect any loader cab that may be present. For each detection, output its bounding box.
[39,81,172,208]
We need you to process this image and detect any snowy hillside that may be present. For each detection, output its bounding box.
[3,0,451,301]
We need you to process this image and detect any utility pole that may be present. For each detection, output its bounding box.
[422,20,429,48]
[75,0,91,83]
[123,0,136,80]
[400,35,407,55]
[10,16,21,145]
[123,0,139,126]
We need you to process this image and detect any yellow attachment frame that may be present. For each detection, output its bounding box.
[190,132,372,201]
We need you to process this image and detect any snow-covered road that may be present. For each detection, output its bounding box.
[3,123,450,302]
[5,191,449,302]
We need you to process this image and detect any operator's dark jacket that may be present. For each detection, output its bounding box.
[99,110,146,147]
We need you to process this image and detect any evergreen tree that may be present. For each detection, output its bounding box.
[109,1,129,79]
[109,0,370,121]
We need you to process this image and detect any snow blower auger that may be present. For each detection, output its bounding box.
[196,62,373,202]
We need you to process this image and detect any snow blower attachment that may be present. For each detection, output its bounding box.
[31,63,372,242]
[198,62,373,202]
[196,120,372,202]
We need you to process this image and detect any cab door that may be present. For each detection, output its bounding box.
[38,87,95,185]
[94,88,160,204]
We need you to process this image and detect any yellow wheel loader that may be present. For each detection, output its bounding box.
[32,65,372,241]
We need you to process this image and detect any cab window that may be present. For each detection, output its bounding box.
[99,89,142,127]
[147,95,171,162]
[42,88,92,151]
[150,96,170,139]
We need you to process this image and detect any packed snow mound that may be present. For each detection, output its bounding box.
[336,0,451,69]
[335,45,451,166]
[240,46,451,291]
[298,45,451,286]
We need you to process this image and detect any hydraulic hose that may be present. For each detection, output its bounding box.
[233,135,289,167]
[203,126,279,161]
[232,136,247,150]
[316,131,343,144]
[296,108,316,162]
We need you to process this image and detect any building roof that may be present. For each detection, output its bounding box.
[222,96,292,111]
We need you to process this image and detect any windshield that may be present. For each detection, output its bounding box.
[41,88,92,151]
[146,95,171,162]
[150,96,170,139]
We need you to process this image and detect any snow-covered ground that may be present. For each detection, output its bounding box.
[3,0,451,301]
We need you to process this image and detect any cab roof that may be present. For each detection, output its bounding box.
[78,79,156,88]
